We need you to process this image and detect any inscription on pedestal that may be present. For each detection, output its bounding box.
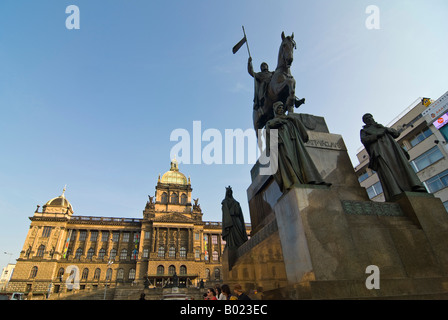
[341,200,403,216]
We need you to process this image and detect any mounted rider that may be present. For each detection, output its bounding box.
[247,57,274,115]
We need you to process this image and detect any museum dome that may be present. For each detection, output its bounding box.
[44,187,73,212]
[160,158,188,185]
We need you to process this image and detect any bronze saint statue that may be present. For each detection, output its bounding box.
[360,113,427,201]
[248,32,305,137]
[248,57,274,112]
[221,186,248,249]
[266,101,330,193]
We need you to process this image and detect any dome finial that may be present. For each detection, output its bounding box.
[170,157,179,171]
[61,184,67,197]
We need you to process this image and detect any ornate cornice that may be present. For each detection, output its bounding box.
[151,212,197,224]
[68,216,142,227]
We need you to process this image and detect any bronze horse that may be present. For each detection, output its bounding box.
[253,32,305,137]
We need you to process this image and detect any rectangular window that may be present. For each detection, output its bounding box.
[143,248,149,258]
[42,227,52,238]
[144,231,151,240]
[79,231,87,241]
[424,170,448,193]
[366,181,383,199]
[212,235,218,245]
[112,232,120,242]
[133,233,139,242]
[194,232,200,241]
[358,171,369,183]
[122,232,130,242]
[90,231,98,242]
[409,128,433,148]
[101,232,109,242]
[411,146,444,172]
[195,249,200,259]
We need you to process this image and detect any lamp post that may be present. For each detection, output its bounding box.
[3,252,13,265]
[103,259,114,300]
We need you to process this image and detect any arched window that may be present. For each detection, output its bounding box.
[110,249,117,260]
[161,192,168,204]
[87,248,94,260]
[169,246,176,258]
[158,246,165,258]
[120,249,128,261]
[157,265,164,275]
[75,248,83,259]
[81,268,89,280]
[170,192,179,204]
[180,265,187,275]
[30,266,38,279]
[168,265,176,275]
[214,268,220,280]
[180,247,186,258]
[117,268,124,281]
[212,251,219,261]
[98,248,106,260]
[57,267,64,281]
[36,245,45,258]
[181,193,187,204]
[106,268,113,280]
[129,268,136,280]
[94,268,101,280]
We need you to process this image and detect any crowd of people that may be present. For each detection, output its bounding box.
[203,284,251,300]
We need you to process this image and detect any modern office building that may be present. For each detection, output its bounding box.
[0,264,15,292]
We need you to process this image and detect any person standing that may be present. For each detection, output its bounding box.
[233,284,251,300]
[221,284,237,300]
[206,288,217,300]
[214,284,225,300]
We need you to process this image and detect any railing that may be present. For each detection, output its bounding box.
[70,216,142,224]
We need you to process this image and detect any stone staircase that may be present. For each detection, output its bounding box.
[51,287,116,300]
[51,285,207,300]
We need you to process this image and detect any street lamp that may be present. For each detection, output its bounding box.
[3,252,13,265]
[103,259,114,300]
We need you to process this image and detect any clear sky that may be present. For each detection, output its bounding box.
[0,0,447,270]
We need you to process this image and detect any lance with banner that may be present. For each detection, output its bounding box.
[232,25,251,58]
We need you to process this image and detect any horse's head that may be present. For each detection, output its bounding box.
[279,31,296,68]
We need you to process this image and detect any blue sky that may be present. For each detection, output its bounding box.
[0,0,447,270]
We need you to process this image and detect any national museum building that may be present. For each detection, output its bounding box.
[7,159,242,297]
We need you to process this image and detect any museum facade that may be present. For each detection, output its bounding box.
[7,159,243,298]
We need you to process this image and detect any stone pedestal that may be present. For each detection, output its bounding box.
[223,114,448,299]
